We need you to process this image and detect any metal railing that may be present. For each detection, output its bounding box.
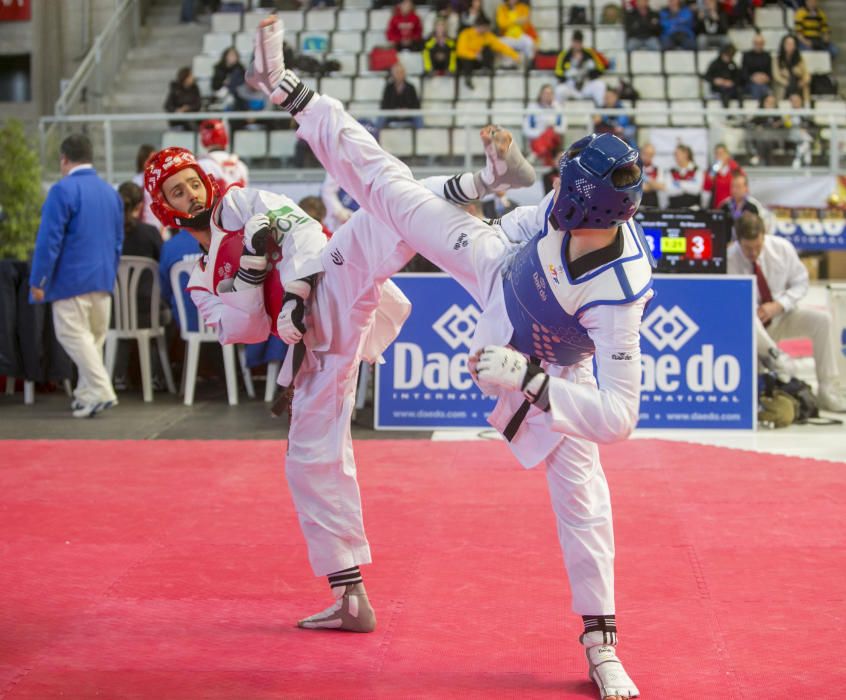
[54,0,147,118]
[38,104,846,184]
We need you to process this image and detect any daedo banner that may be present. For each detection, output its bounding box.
[375,273,756,431]
[638,275,756,429]
[375,274,495,430]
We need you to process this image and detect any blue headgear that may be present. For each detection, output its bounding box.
[550,133,643,231]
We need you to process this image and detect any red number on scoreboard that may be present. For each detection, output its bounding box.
[684,230,712,260]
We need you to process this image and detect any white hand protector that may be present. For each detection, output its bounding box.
[244,213,274,256]
[246,18,286,98]
[475,346,528,392]
[277,294,306,344]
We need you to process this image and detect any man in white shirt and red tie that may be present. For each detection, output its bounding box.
[728,212,846,412]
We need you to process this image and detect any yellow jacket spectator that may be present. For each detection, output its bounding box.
[495,0,537,61]
[457,17,520,89]
[793,0,835,56]
[423,20,457,74]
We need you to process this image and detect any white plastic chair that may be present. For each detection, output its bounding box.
[105,256,177,402]
[168,260,258,406]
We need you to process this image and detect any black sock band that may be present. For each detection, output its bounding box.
[444,174,472,204]
[328,565,362,589]
[279,70,315,116]
[582,615,617,645]
[235,266,268,287]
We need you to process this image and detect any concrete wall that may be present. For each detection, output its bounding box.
[0,0,128,124]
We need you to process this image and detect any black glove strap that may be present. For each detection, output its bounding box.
[283,291,306,334]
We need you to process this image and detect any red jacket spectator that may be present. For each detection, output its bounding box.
[703,144,744,209]
[387,0,424,50]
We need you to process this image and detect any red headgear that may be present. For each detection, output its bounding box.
[200,119,229,150]
[144,147,219,230]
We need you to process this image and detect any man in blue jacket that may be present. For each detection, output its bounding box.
[30,134,124,418]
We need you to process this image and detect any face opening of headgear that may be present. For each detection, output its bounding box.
[199,119,229,150]
[550,133,644,232]
[144,147,220,230]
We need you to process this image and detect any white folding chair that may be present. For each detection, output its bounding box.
[168,260,253,406]
[203,32,234,57]
[105,256,177,403]
[211,12,242,33]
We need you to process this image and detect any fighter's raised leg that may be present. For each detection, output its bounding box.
[246,17,516,307]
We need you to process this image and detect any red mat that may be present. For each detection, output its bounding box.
[1,439,843,699]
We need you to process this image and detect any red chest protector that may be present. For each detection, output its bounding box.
[206,230,286,339]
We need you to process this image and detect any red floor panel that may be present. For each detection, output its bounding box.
[1,439,844,698]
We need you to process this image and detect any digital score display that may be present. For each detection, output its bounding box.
[636,210,729,274]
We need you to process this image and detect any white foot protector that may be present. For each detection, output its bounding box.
[297,583,376,633]
[582,632,640,699]
[476,126,536,196]
[245,15,286,100]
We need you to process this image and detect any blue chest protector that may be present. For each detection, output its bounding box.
[502,205,654,366]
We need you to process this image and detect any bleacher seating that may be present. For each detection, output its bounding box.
[190,4,841,166]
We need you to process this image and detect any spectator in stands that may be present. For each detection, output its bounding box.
[664,143,703,208]
[29,134,122,418]
[741,32,773,100]
[164,67,202,130]
[298,196,333,238]
[456,15,520,89]
[522,84,565,166]
[773,34,811,104]
[379,61,423,128]
[705,43,742,108]
[131,144,159,228]
[659,0,696,50]
[624,0,662,52]
[180,0,219,24]
[423,18,457,75]
[640,142,661,208]
[459,0,490,31]
[720,0,754,29]
[728,212,846,412]
[718,171,774,239]
[386,0,424,51]
[783,92,814,169]
[794,0,837,59]
[747,93,781,166]
[696,0,729,50]
[554,30,609,106]
[704,142,743,209]
[212,47,247,111]
[593,87,636,145]
[159,228,202,331]
[495,0,537,64]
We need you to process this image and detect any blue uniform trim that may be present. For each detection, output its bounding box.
[631,220,657,268]
[614,263,633,298]
[576,277,654,314]
[561,224,646,286]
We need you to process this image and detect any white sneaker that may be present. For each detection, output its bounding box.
[72,399,117,419]
[297,582,376,633]
[818,383,846,413]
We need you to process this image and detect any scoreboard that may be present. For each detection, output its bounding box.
[636,209,730,274]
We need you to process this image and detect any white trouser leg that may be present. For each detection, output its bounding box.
[554,82,579,103]
[501,35,535,60]
[52,292,117,404]
[295,95,508,308]
[545,436,615,615]
[580,79,607,107]
[754,315,779,362]
[285,210,413,578]
[770,308,840,384]
[286,349,370,577]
